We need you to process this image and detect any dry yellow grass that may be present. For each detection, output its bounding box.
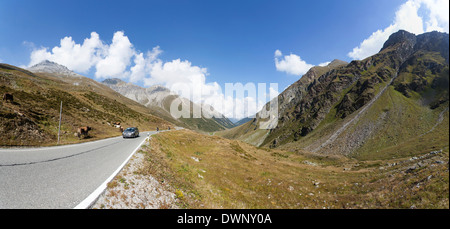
[1,63,171,146]
[141,129,448,209]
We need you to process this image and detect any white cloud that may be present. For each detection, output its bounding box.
[141,58,264,119]
[129,52,146,83]
[274,49,282,57]
[268,86,279,100]
[145,58,208,90]
[28,31,140,79]
[318,61,331,67]
[274,50,314,76]
[137,56,275,119]
[201,90,264,120]
[129,46,163,83]
[348,0,449,60]
[95,31,135,79]
[26,31,272,120]
[147,46,163,61]
[422,0,449,32]
[29,32,104,73]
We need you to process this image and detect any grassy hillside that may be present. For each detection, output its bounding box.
[91,30,449,209]
[281,85,449,160]
[0,63,172,146]
[102,79,235,133]
[219,31,449,162]
[114,129,448,209]
[157,93,236,132]
[278,48,449,160]
[214,118,269,146]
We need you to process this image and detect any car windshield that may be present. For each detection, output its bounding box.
[125,128,135,132]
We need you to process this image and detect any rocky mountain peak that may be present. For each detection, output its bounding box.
[328,59,348,68]
[102,78,125,85]
[237,30,449,152]
[415,31,449,62]
[147,85,170,94]
[27,60,81,77]
[380,30,417,52]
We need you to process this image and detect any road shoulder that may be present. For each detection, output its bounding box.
[91,138,179,209]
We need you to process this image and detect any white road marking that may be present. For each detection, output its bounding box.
[74,134,151,209]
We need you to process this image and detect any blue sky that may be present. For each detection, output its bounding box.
[0,0,448,119]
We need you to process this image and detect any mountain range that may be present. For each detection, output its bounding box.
[101,78,235,132]
[218,30,449,160]
[1,29,448,210]
[0,61,172,146]
[0,58,237,147]
[0,30,448,159]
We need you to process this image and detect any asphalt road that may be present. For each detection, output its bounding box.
[0,131,154,209]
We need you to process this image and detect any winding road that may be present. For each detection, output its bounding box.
[0,131,155,209]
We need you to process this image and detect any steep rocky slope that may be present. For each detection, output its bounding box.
[221,30,449,160]
[28,60,84,78]
[216,59,348,145]
[102,78,235,132]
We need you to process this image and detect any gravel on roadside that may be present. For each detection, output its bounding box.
[92,144,179,209]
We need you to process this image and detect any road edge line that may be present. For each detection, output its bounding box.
[73,134,151,209]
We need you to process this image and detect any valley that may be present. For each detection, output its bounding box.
[92,31,449,210]
[102,78,235,132]
[0,62,171,146]
[217,30,449,162]
[95,129,448,209]
[1,30,448,209]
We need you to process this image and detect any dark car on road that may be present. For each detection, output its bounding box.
[122,127,139,138]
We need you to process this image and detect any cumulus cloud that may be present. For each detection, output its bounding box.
[274,49,282,57]
[95,31,135,79]
[129,46,163,83]
[143,58,267,119]
[26,31,274,120]
[318,61,331,67]
[268,86,279,100]
[29,32,104,73]
[348,0,449,60]
[274,50,314,76]
[200,89,265,120]
[132,50,264,119]
[28,31,145,80]
[145,58,208,89]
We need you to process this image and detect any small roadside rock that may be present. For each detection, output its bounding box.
[312,181,320,188]
[405,166,417,173]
